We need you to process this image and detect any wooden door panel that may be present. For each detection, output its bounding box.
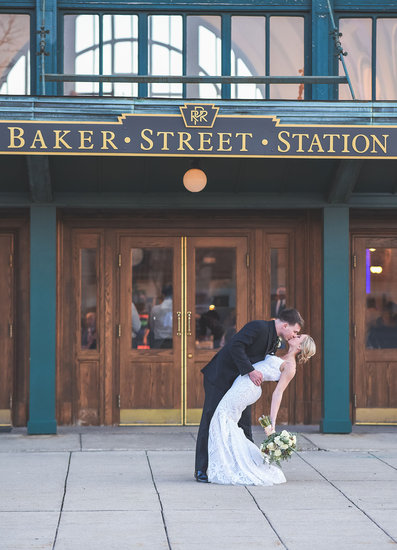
[119,236,182,425]
[76,361,100,425]
[0,234,14,427]
[354,236,397,424]
[185,236,248,423]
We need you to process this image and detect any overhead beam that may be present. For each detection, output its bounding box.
[26,156,53,203]
[327,159,363,203]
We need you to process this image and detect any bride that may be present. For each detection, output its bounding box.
[207,334,316,485]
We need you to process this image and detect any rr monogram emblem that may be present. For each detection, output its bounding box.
[190,106,208,125]
[179,104,219,128]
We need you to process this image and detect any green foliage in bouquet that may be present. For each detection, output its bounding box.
[258,416,297,468]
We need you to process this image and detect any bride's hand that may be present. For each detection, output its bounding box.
[265,425,275,436]
[248,369,263,386]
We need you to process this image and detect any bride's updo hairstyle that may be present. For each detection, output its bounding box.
[297,335,316,365]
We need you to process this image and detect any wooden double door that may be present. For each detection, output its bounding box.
[118,234,248,424]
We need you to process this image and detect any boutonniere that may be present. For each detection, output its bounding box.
[276,337,282,349]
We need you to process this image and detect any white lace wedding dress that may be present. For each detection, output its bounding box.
[207,354,287,486]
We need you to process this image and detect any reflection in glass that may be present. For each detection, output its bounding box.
[103,15,138,97]
[270,17,304,100]
[64,15,100,95]
[195,248,236,350]
[186,16,221,99]
[149,15,182,98]
[376,19,397,100]
[270,248,287,318]
[0,14,30,95]
[366,248,397,349]
[131,248,173,350]
[231,16,265,100]
[339,18,372,100]
[81,249,97,350]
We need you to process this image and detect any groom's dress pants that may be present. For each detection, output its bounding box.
[195,376,253,474]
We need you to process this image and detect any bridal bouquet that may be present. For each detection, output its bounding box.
[258,415,297,468]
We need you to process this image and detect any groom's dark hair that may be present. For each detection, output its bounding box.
[278,308,304,328]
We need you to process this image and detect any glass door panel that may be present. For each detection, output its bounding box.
[353,237,397,424]
[185,236,248,424]
[119,236,182,424]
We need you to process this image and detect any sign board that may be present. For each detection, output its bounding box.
[0,104,394,158]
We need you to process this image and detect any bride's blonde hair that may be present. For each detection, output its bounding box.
[297,335,316,364]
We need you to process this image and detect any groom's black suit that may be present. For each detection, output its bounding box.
[195,320,278,474]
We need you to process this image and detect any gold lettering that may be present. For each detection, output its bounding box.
[235,132,253,152]
[79,130,94,150]
[101,131,118,150]
[54,130,72,150]
[371,134,388,154]
[308,134,324,153]
[278,131,290,152]
[217,132,232,152]
[198,132,213,152]
[352,134,369,154]
[30,130,47,149]
[323,134,340,153]
[157,131,174,151]
[8,127,25,149]
[178,132,194,151]
[140,128,154,151]
[291,133,309,153]
[341,134,350,153]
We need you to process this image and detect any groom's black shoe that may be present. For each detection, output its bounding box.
[194,470,208,483]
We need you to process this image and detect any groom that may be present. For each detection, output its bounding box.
[194,308,304,482]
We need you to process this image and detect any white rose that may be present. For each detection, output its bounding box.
[280,444,289,450]
[267,443,275,451]
[274,436,281,445]
[292,435,297,445]
[281,430,289,438]
[274,449,282,457]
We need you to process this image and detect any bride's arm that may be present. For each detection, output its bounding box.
[268,363,296,432]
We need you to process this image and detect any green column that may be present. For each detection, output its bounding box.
[27,205,57,434]
[321,207,352,433]
[311,0,334,100]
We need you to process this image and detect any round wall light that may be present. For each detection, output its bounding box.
[183,167,207,192]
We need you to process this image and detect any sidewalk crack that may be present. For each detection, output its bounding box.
[296,452,397,544]
[145,451,172,550]
[52,451,72,550]
[245,486,288,550]
[369,452,397,471]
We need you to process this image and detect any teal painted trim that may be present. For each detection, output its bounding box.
[311,0,333,100]
[221,14,231,100]
[322,206,352,434]
[138,13,148,97]
[27,205,57,435]
[319,419,352,433]
[27,420,57,434]
[36,0,58,96]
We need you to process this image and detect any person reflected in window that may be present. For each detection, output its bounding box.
[81,311,97,349]
[198,307,224,349]
[271,286,287,319]
[150,284,173,349]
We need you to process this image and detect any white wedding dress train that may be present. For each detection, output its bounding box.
[207,354,287,486]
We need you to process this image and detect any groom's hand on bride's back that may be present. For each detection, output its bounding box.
[248,369,263,386]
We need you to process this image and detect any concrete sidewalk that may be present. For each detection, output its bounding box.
[0,426,396,550]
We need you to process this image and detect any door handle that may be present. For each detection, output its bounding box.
[187,353,193,359]
[177,311,182,336]
[187,311,192,336]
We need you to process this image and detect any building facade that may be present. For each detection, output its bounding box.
[0,0,396,434]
